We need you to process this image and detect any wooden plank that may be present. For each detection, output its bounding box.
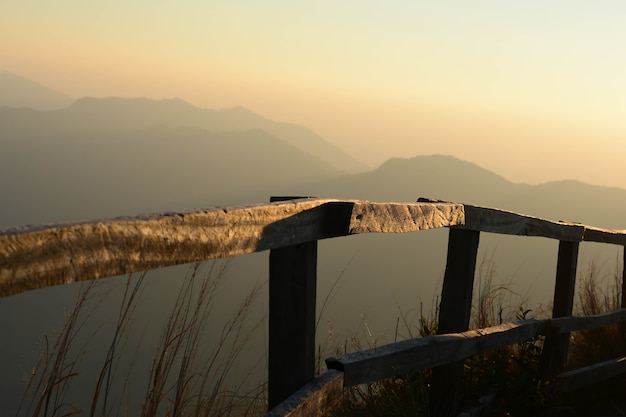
[437,228,481,334]
[583,226,626,246]
[623,246,626,309]
[419,198,626,244]
[460,205,585,242]
[325,320,545,387]
[323,310,626,387]
[540,241,580,377]
[268,242,317,408]
[268,196,318,409]
[558,356,626,392]
[550,309,626,333]
[0,198,330,297]
[552,241,580,318]
[348,201,464,234]
[431,228,480,414]
[265,370,344,417]
[0,200,465,297]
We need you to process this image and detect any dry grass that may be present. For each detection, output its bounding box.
[17,262,267,417]
[567,259,626,369]
[17,279,107,417]
[324,255,626,417]
[322,372,431,417]
[324,254,546,417]
[19,251,626,417]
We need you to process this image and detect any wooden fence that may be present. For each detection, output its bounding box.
[2,197,626,416]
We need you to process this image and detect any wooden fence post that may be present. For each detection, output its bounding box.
[268,197,318,410]
[540,240,579,377]
[430,228,480,415]
[619,246,626,354]
[622,245,626,309]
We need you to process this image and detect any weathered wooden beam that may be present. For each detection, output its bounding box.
[6,197,626,299]
[0,199,333,297]
[552,241,580,319]
[558,356,626,392]
[419,198,599,242]
[437,228,481,334]
[623,246,626,309]
[583,227,626,246]
[460,205,585,242]
[325,320,545,386]
[431,228,480,415]
[265,369,344,417]
[269,241,317,409]
[0,200,464,297]
[550,309,626,333]
[268,196,318,409]
[325,308,626,388]
[347,201,464,234]
[540,240,580,377]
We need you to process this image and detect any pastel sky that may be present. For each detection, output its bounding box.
[2,1,626,188]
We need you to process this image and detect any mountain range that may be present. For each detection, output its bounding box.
[3,77,626,316]
[0,72,74,111]
[2,76,625,230]
[2,73,626,414]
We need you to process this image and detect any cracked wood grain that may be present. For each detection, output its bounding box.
[0,199,464,297]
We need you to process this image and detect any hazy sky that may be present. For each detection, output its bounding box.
[3,1,626,188]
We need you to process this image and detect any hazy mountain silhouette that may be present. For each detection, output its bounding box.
[289,154,626,332]
[3,145,626,413]
[0,72,74,110]
[2,78,625,337]
[2,74,622,230]
[4,76,626,415]
[298,154,626,229]
[0,124,343,227]
[0,95,367,173]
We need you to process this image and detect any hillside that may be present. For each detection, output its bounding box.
[0,125,343,227]
[0,96,368,174]
[304,154,626,229]
[3,78,626,416]
[0,72,74,110]
[2,150,626,414]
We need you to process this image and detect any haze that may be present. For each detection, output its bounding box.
[2,1,626,188]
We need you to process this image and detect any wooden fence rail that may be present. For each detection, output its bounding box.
[326,309,626,387]
[0,199,464,297]
[2,197,626,416]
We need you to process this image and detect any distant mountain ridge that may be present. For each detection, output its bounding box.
[4,74,626,417]
[0,72,74,110]
[0,94,368,174]
[302,154,626,229]
[0,72,368,172]
[0,124,345,227]
[63,97,369,173]
[2,73,626,231]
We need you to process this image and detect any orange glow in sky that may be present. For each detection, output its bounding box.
[2,1,626,188]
